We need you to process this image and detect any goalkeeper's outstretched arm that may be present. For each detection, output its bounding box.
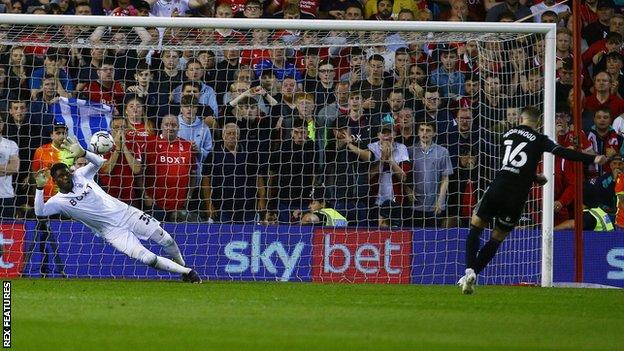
[33,169,60,217]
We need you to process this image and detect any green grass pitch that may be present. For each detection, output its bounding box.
[10,279,624,350]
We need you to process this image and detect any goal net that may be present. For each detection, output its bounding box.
[0,16,556,286]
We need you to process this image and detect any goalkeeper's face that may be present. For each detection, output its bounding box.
[52,167,73,192]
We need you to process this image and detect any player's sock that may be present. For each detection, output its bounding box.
[151,230,186,266]
[153,256,191,275]
[466,225,483,270]
[474,238,502,274]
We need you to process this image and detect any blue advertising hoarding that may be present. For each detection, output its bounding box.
[7,220,624,288]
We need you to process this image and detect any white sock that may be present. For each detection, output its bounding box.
[153,230,186,266]
[162,241,186,267]
[153,256,191,275]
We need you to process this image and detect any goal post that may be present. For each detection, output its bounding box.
[0,14,557,286]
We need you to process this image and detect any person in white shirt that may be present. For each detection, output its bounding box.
[34,137,201,283]
[0,115,19,219]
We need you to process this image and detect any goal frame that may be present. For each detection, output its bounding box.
[0,14,557,287]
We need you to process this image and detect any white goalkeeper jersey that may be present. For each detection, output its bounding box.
[34,152,131,236]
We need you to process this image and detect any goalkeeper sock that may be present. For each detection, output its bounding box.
[474,238,502,274]
[153,256,191,275]
[162,240,186,267]
[152,230,186,266]
[466,225,483,270]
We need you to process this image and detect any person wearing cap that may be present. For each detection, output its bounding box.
[324,116,372,225]
[27,119,72,276]
[31,120,74,201]
[582,0,616,46]
[296,187,347,227]
[367,120,411,227]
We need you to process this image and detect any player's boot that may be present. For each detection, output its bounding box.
[185,269,202,284]
[458,268,476,295]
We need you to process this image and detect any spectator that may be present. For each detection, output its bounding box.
[267,0,319,19]
[177,95,213,184]
[530,0,570,24]
[485,0,531,22]
[480,75,508,124]
[392,48,411,91]
[368,121,410,227]
[241,0,263,19]
[171,59,219,117]
[368,0,393,20]
[352,54,394,116]
[307,60,336,107]
[324,117,372,224]
[416,86,454,139]
[442,0,469,22]
[29,48,74,100]
[76,45,105,93]
[394,107,416,148]
[254,46,303,82]
[98,116,142,206]
[365,32,395,72]
[582,0,616,46]
[143,115,195,222]
[556,112,593,153]
[202,122,265,223]
[604,52,624,98]
[213,47,241,103]
[580,0,600,27]
[295,187,348,227]
[7,46,27,98]
[278,91,316,142]
[125,63,159,118]
[540,10,559,24]
[122,95,156,149]
[31,121,74,201]
[222,96,276,166]
[583,155,623,215]
[406,120,453,227]
[586,107,623,178]
[268,118,317,223]
[30,75,67,134]
[147,0,209,17]
[4,99,43,215]
[81,58,125,114]
[344,90,381,147]
[584,71,624,118]
[585,32,623,75]
[555,28,573,70]
[381,89,406,124]
[0,114,19,219]
[431,45,465,99]
[326,0,362,19]
[339,47,367,85]
[270,75,298,122]
[317,81,350,133]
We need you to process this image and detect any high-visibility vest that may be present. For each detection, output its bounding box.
[317,208,348,227]
[584,208,614,231]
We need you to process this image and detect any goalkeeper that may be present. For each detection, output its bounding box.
[33,136,202,283]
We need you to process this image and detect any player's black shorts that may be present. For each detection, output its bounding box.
[474,184,528,232]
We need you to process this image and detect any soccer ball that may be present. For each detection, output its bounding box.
[89,131,115,154]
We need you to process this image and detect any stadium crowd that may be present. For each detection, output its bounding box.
[0,0,623,230]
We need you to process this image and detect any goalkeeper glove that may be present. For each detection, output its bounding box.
[35,169,49,189]
[61,136,86,158]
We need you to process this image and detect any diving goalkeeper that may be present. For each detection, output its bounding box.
[34,136,202,283]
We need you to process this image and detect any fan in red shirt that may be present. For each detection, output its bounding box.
[99,116,143,206]
[143,115,195,221]
[81,58,125,115]
[584,71,624,119]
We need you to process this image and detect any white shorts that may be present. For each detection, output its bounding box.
[102,206,161,242]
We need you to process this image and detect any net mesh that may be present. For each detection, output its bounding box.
[0,21,547,284]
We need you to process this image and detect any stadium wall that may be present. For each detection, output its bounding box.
[1,222,622,288]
